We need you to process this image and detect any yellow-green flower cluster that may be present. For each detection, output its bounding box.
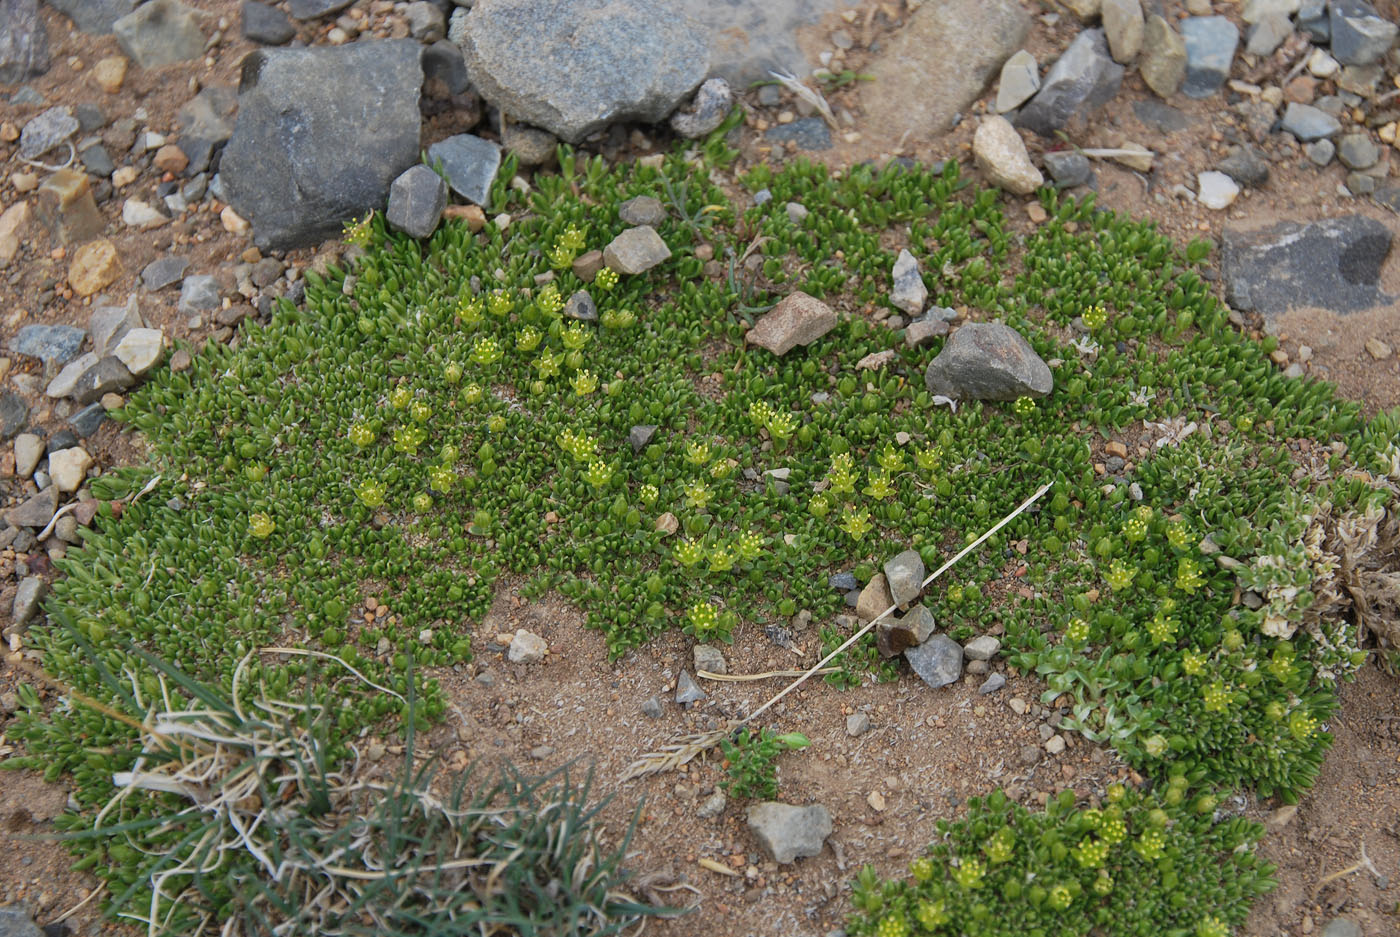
[248,512,275,539]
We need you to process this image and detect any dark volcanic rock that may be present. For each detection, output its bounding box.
[1223,216,1393,320]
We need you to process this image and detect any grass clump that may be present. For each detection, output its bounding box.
[4,126,1398,936]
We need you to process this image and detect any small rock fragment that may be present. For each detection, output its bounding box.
[745,291,837,356]
[48,446,92,493]
[68,238,121,296]
[883,549,925,607]
[846,712,871,737]
[671,77,733,139]
[973,116,1044,194]
[905,633,964,689]
[876,605,936,658]
[855,573,894,623]
[1140,15,1187,98]
[10,576,46,629]
[619,195,666,227]
[745,802,832,864]
[1196,171,1240,210]
[507,629,547,663]
[675,670,707,704]
[603,225,672,274]
[5,486,57,528]
[964,635,1002,661]
[693,643,727,675]
[385,164,448,239]
[996,49,1040,112]
[1101,0,1145,64]
[112,328,163,375]
[889,249,927,316]
[1180,16,1238,98]
[425,134,501,206]
[924,321,1054,401]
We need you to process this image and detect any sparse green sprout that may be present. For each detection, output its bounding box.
[562,321,593,350]
[459,296,485,326]
[862,470,895,500]
[952,856,985,890]
[684,481,713,510]
[1105,559,1135,591]
[914,445,944,473]
[390,386,412,410]
[675,540,705,568]
[1012,396,1035,417]
[685,439,712,466]
[462,382,483,405]
[442,361,463,384]
[841,506,873,541]
[736,530,764,561]
[583,460,613,488]
[534,349,563,379]
[876,443,905,473]
[393,424,427,455]
[537,283,565,316]
[601,308,636,329]
[471,336,503,367]
[412,492,433,513]
[1064,618,1090,644]
[428,464,455,492]
[748,400,775,428]
[410,400,432,423]
[827,453,858,496]
[708,546,735,573]
[1176,557,1206,594]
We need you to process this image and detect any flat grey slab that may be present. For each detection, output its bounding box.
[677,0,840,86]
[1223,215,1394,319]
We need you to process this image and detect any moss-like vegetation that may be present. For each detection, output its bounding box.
[8,130,1399,934]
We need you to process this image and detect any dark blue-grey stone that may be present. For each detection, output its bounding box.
[0,0,49,84]
[287,0,353,19]
[904,633,964,689]
[425,134,501,206]
[69,402,107,437]
[1281,102,1341,141]
[924,322,1054,401]
[1014,29,1123,136]
[675,670,707,704]
[10,324,85,363]
[1297,0,1329,41]
[75,103,104,131]
[10,84,41,104]
[45,428,76,452]
[1218,146,1270,187]
[1043,150,1093,188]
[221,41,423,249]
[112,0,205,68]
[1180,16,1238,98]
[883,549,925,607]
[385,165,447,239]
[619,195,666,227]
[176,86,238,145]
[73,355,134,404]
[1223,216,1393,320]
[0,904,43,937]
[1,390,28,439]
[421,39,469,94]
[563,290,597,322]
[1132,97,1193,134]
[764,116,832,151]
[1329,0,1398,66]
[828,570,859,591]
[79,141,115,177]
[142,255,189,291]
[43,0,136,34]
[241,0,295,44]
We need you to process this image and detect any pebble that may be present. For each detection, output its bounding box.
[693,643,727,675]
[1043,150,1093,188]
[507,629,547,663]
[785,201,809,224]
[1337,132,1380,170]
[978,673,1007,694]
[1180,16,1238,98]
[4,486,57,529]
[1305,139,1336,165]
[964,635,1002,660]
[122,198,168,229]
[1217,145,1270,186]
[1196,170,1240,209]
[113,328,163,375]
[1009,697,1028,714]
[179,274,221,315]
[1318,919,1362,937]
[996,49,1040,112]
[1245,12,1292,57]
[639,696,663,718]
[1365,338,1393,359]
[10,576,46,628]
[1329,0,1398,66]
[10,324,86,364]
[14,434,43,477]
[1045,734,1067,754]
[675,669,707,704]
[1101,0,1145,64]
[846,712,871,737]
[48,446,92,493]
[882,548,925,607]
[1282,102,1341,141]
[745,802,832,864]
[889,249,927,316]
[618,195,666,227]
[19,106,79,161]
[69,402,106,437]
[696,790,727,819]
[745,291,837,356]
[973,116,1043,195]
[670,77,733,139]
[385,164,448,240]
[602,225,672,274]
[904,633,964,689]
[764,117,832,151]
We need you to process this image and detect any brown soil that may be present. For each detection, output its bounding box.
[3,2,1400,936]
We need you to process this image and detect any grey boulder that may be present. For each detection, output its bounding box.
[1329,0,1398,65]
[1223,216,1393,320]
[241,0,295,45]
[1281,102,1341,141]
[603,225,672,275]
[10,323,85,363]
[745,291,837,356]
[221,40,423,249]
[456,0,709,144]
[112,0,205,68]
[746,802,832,864]
[1015,29,1123,137]
[904,633,964,689]
[385,165,447,239]
[1179,16,1238,98]
[923,322,1053,401]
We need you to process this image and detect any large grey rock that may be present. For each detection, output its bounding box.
[603,226,672,275]
[141,255,189,291]
[1044,150,1093,188]
[1245,12,1292,57]
[44,0,136,33]
[1015,30,1123,137]
[221,41,423,249]
[883,549,925,607]
[1140,14,1187,98]
[864,0,1029,140]
[456,0,709,144]
[1281,102,1341,141]
[677,0,840,85]
[746,802,832,864]
[876,604,935,658]
[1223,216,1393,319]
[1329,0,1398,65]
[73,355,134,404]
[671,76,733,138]
[1217,145,1270,187]
[1179,16,1237,98]
[241,0,295,45]
[385,165,447,239]
[112,0,204,68]
[904,633,964,689]
[426,134,501,206]
[18,105,77,161]
[0,0,49,84]
[10,323,85,363]
[745,291,836,356]
[890,249,927,315]
[924,322,1053,401]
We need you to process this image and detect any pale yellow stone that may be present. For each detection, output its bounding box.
[91,56,128,94]
[68,238,121,297]
[221,205,250,234]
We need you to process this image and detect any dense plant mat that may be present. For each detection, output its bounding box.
[8,136,1400,934]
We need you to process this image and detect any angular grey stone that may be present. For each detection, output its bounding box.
[785,201,809,224]
[19,105,77,160]
[619,195,666,227]
[563,290,597,322]
[764,117,832,151]
[603,225,671,275]
[978,672,1007,694]
[745,291,836,356]
[287,0,352,19]
[0,0,49,84]
[876,604,935,658]
[1347,171,1378,196]
[1297,0,1329,41]
[141,255,189,291]
[79,141,115,177]
[1319,919,1362,937]
[426,134,501,206]
[1140,14,1188,98]
[456,0,709,144]
[1217,145,1270,187]
[10,323,85,363]
[90,295,142,356]
[176,85,238,145]
[904,633,964,689]
[1223,216,1393,319]
[671,76,733,138]
[112,327,162,375]
[677,0,840,86]
[241,0,295,45]
[675,670,707,704]
[1245,11,1292,57]
[628,424,657,453]
[924,322,1053,401]
[179,274,221,315]
[385,165,447,239]
[1337,132,1380,170]
[746,802,832,864]
[499,120,557,166]
[11,577,47,627]
[865,0,1029,139]
[221,41,423,250]
[1015,30,1123,136]
[69,401,106,437]
[964,635,1002,660]
[0,391,27,439]
[421,39,469,95]
[696,789,727,818]
[14,433,42,476]
[829,570,858,591]
[112,0,204,68]
[693,643,727,675]
[905,315,950,347]
[74,355,134,404]
[1101,0,1145,64]
[846,712,871,736]
[883,549,925,607]
[889,249,926,316]
[1283,102,1341,141]
[1329,0,1398,66]
[45,429,76,454]
[4,485,56,528]
[44,0,137,33]
[639,696,663,718]
[1180,16,1238,98]
[46,353,96,398]
[996,49,1040,112]
[1305,138,1336,165]
[404,1,445,41]
[1043,149,1093,187]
